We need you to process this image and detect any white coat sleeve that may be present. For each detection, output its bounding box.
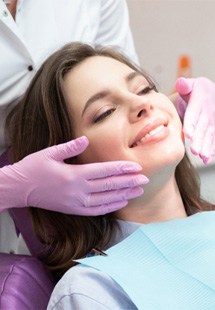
[95,0,139,64]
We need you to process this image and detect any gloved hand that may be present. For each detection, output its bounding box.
[0,136,148,215]
[176,77,215,164]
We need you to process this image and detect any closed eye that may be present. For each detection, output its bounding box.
[138,86,155,96]
[93,108,116,123]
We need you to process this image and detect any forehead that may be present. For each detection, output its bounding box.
[66,55,134,82]
[62,55,149,119]
[62,56,131,117]
[63,55,148,95]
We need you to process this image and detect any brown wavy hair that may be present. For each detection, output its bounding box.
[6,42,214,279]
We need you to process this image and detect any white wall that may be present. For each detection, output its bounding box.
[127,0,215,93]
[127,0,215,203]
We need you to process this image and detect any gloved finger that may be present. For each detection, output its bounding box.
[175,77,195,95]
[88,173,149,193]
[176,94,187,120]
[78,200,129,216]
[84,161,143,180]
[182,96,201,139]
[200,125,215,164]
[204,135,215,164]
[212,139,215,161]
[85,186,144,208]
[176,78,202,139]
[47,136,89,161]
[190,115,208,155]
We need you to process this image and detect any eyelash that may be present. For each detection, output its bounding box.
[137,85,155,95]
[93,86,155,124]
[93,108,116,123]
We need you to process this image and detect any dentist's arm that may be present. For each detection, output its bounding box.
[176,77,215,164]
[0,136,148,215]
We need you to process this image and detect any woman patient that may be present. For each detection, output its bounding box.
[6,42,215,309]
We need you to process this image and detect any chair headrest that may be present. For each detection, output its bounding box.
[0,253,55,309]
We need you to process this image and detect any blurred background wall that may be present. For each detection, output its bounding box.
[126,0,215,203]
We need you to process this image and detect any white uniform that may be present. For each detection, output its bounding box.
[0,0,138,253]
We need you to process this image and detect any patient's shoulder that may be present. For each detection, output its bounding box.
[47,264,137,309]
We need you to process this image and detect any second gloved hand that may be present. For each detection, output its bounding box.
[0,136,148,215]
[176,77,215,164]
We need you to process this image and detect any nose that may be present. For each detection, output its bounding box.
[128,95,153,123]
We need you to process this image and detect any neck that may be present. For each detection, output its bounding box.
[115,174,187,224]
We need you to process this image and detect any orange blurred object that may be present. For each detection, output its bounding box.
[170,55,192,94]
[177,55,192,79]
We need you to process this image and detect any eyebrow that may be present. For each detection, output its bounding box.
[81,71,143,117]
[125,71,143,82]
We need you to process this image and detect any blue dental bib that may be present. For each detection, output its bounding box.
[78,211,215,309]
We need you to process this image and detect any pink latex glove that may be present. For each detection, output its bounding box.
[176,77,215,164]
[0,136,148,215]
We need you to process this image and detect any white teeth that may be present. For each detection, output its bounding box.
[133,125,165,147]
[148,125,164,136]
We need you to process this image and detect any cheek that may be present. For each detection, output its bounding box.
[77,130,124,163]
[76,115,129,163]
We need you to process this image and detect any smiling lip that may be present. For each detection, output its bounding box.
[130,118,168,148]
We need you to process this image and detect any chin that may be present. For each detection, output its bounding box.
[139,146,185,177]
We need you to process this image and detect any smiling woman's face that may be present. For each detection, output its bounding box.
[63,55,185,177]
